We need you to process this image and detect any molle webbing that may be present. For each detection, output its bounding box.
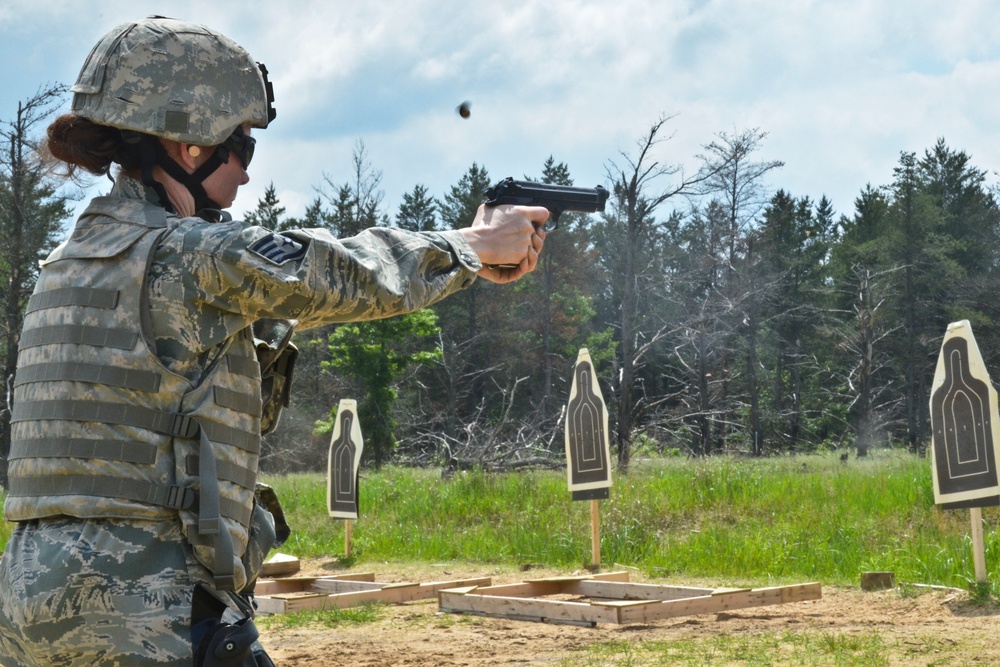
[11,438,257,492]
[11,399,261,454]
[226,354,261,378]
[213,387,263,416]
[199,420,261,455]
[7,474,252,526]
[15,361,162,392]
[9,475,197,512]
[12,400,200,439]
[26,287,120,312]
[9,438,157,464]
[19,324,138,350]
[185,455,257,490]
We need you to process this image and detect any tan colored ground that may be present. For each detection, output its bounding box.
[260,559,1000,666]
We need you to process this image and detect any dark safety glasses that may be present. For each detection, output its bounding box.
[220,128,256,170]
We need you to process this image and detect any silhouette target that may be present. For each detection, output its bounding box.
[327,400,363,519]
[565,349,611,499]
[930,322,1000,508]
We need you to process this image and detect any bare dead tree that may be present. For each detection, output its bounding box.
[602,115,737,472]
[824,264,905,456]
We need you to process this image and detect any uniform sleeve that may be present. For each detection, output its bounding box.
[151,220,481,345]
[261,225,482,327]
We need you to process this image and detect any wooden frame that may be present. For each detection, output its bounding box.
[438,572,821,627]
[254,573,493,614]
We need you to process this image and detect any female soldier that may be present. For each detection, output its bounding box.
[0,16,546,667]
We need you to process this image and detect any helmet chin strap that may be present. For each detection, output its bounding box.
[153,142,230,214]
[123,131,228,214]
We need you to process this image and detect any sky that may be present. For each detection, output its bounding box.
[2,0,1000,226]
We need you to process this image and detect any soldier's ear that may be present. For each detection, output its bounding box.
[179,143,203,171]
[161,138,201,172]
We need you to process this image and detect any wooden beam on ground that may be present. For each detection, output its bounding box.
[309,579,391,593]
[468,571,630,599]
[254,575,492,614]
[438,590,620,626]
[260,553,301,577]
[564,580,715,601]
[254,572,376,596]
[616,582,822,623]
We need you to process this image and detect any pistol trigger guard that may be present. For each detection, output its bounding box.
[545,209,562,231]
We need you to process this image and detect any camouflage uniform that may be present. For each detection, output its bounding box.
[0,170,481,666]
[0,518,198,666]
[0,15,486,665]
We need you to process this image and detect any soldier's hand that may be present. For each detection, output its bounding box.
[460,204,548,284]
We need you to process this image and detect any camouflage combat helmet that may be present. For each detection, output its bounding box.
[70,16,276,146]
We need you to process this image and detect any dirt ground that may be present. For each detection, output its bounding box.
[259,559,1000,666]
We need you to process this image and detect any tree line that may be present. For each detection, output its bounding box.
[3,90,1000,485]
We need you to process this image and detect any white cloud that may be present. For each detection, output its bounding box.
[5,0,1000,225]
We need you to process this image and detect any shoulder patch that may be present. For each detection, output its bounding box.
[249,233,307,266]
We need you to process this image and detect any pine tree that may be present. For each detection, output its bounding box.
[0,86,74,487]
[431,164,496,429]
[884,152,943,452]
[518,157,608,425]
[244,182,285,229]
[396,184,438,231]
[320,309,442,467]
[281,197,335,233]
[320,140,388,237]
[696,128,783,456]
[918,140,1000,355]
[757,191,832,450]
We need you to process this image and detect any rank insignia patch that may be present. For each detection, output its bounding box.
[250,233,307,266]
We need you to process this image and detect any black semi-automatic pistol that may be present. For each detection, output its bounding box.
[483,177,610,230]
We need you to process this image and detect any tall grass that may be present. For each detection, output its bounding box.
[1,451,997,592]
[262,451,1000,592]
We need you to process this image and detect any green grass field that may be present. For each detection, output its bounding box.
[3,451,999,665]
[268,451,997,592]
[0,451,995,592]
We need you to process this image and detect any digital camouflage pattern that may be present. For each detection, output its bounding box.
[0,174,482,663]
[252,319,298,436]
[5,11,486,664]
[144,178,481,379]
[6,180,265,595]
[0,517,198,666]
[70,17,274,145]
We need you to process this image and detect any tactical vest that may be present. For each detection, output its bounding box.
[4,197,263,592]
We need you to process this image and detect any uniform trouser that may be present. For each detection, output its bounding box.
[0,516,268,666]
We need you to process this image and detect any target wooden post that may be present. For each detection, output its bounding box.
[590,499,601,567]
[345,519,353,558]
[971,507,987,583]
